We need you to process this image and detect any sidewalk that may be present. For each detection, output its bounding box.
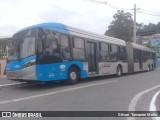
[0,75,19,85]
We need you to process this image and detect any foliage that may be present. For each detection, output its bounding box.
[137,22,160,36]
[105,10,134,42]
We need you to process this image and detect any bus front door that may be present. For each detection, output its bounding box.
[87,42,97,75]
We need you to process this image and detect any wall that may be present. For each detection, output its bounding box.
[0,60,6,78]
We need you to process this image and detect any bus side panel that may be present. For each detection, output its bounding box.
[144,59,154,70]
[36,61,88,81]
[143,61,148,71]
[98,62,111,75]
[134,62,139,72]
[134,59,154,72]
[98,62,120,75]
[120,61,128,73]
[36,64,45,81]
[98,61,128,76]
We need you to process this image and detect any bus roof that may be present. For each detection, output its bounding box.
[67,25,126,46]
[132,43,154,52]
[15,22,154,52]
[16,23,69,35]
[15,22,126,46]
[0,35,12,39]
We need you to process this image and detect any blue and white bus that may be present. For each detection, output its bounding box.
[6,23,155,84]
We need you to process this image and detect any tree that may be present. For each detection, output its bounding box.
[105,10,134,42]
[156,22,160,33]
[136,22,160,36]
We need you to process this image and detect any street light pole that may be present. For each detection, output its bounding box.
[133,4,136,43]
[85,0,137,43]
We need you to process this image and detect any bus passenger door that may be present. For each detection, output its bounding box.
[139,51,143,70]
[87,42,97,75]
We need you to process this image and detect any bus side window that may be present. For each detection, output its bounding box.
[142,51,146,62]
[99,42,109,61]
[119,46,126,61]
[60,35,71,59]
[38,29,62,64]
[149,53,151,59]
[133,49,138,62]
[152,53,154,59]
[73,37,85,60]
[37,38,42,54]
[45,31,57,55]
[146,52,148,60]
[110,44,118,61]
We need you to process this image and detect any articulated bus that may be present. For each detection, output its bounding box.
[6,23,155,84]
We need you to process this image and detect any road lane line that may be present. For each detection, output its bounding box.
[0,100,10,104]
[0,82,27,87]
[127,84,160,120]
[149,91,160,120]
[0,80,117,105]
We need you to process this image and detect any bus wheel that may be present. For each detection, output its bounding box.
[116,66,122,77]
[147,65,150,72]
[67,67,79,84]
[151,64,153,71]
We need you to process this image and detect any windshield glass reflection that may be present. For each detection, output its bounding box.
[8,37,35,61]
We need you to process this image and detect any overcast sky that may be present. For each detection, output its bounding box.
[0,0,160,36]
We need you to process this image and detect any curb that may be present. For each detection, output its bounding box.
[0,75,7,80]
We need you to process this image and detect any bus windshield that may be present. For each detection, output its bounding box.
[8,37,35,61]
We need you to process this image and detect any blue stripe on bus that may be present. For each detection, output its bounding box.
[6,55,36,71]
[36,61,88,81]
[18,23,70,35]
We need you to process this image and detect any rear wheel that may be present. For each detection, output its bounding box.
[67,67,79,84]
[116,66,122,77]
[150,64,153,71]
[151,64,153,71]
[148,64,151,72]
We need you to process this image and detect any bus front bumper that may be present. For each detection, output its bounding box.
[6,65,37,81]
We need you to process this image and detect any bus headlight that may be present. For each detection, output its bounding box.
[23,59,36,68]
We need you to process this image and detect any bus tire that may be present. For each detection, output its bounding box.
[67,67,79,85]
[148,64,150,72]
[151,64,153,70]
[116,65,122,77]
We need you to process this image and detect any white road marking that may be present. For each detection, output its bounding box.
[0,80,117,105]
[127,84,160,120]
[0,82,27,87]
[0,100,10,104]
[150,91,160,120]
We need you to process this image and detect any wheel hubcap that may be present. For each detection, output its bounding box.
[70,72,77,80]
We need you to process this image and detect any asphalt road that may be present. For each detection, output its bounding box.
[0,70,160,120]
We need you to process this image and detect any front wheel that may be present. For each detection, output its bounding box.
[67,67,80,84]
[116,66,122,77]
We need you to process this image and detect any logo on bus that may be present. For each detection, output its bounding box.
[14,65,20,69]
[60,65,66,71]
